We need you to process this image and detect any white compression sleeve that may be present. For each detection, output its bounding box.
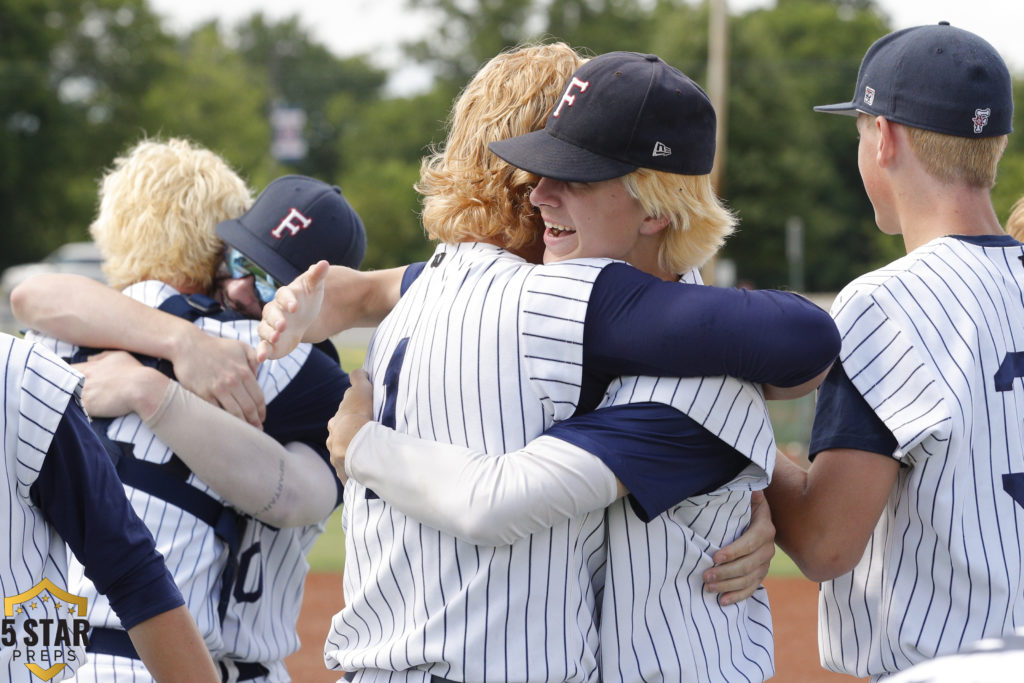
[345,423,619,546]
[145,381,337,527]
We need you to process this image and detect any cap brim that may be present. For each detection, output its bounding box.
[489,130,637,183]
[813,101,861,117]
[216,219,299,285]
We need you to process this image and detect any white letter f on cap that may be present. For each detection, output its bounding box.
[553,77,589,118]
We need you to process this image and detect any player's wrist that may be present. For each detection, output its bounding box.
[133,369,172,422]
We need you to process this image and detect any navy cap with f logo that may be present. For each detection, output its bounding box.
[814,22,1013,138]
[489,51,717,182]
[215,175,366,285]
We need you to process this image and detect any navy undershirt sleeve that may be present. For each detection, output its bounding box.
[31,400,184,630]
[544,402,750,521]
[583,263,840,387]
[808,361,899,461]
[263,346,351,507]
[401,262,427,295]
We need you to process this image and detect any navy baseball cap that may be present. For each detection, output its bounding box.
[814,22,1013,138]
[489,51,717,182]
[216,175,366,285]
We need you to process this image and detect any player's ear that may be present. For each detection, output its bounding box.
[640,214,670,236]
[875,116,897,168]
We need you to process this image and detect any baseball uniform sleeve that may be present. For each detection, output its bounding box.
[545,402,750,520]
[808,361,900,459]
[824,283,952,464]
[584,262,840,386]
[30,398,184,630]
[345,423,619,546]
[345,403,750,542]
[262,345,349,506]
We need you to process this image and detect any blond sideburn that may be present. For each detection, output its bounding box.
[417,43,586,251]
[90,138,252,291]
[622,168,737,274]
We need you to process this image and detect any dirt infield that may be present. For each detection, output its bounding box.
[284,573,865,682]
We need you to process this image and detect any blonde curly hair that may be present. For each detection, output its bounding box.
[416,42,585,251]
[90,138,252,291]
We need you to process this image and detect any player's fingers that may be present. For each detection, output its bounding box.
[214,392,248,426]
[255,340,273,364]
[705,536,775,582]
[334,370,372,414]
[235,372,266,428]
[711,491,775,565]
[274,284,299,314]
[707,563,772,605]
[304,260,330,291]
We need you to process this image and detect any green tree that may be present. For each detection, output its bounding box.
[0,0,174,269]
[233,14,388,182]
[137,22,272,185]
[651,0,892,291]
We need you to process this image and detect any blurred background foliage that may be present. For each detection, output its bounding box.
[3,0,1024,289]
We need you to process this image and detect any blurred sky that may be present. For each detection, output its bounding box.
[147,0,1024,94]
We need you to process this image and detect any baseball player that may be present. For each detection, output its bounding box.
[323,55,812,679]
[762,23,1024,680]
[264,47,838,682]
[13,146,360,682]
[0,332,220,682]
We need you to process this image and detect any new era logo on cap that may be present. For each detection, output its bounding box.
[652,142,672,158]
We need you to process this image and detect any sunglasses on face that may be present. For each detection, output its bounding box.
[224,248,281,304]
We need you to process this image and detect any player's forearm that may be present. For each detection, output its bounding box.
[127,605,219,682]
[346,423,620,545]
[766,449,879,582]
[11,273,199,360]
[313,265,406,338]
[145,381,337,526]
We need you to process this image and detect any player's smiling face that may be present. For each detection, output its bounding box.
[530,176,656,265]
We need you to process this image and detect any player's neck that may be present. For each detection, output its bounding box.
[891,178,1003,254]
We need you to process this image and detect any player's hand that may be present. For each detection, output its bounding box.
[172,331,265,430]
[703,491,776,605]
[257,260,329,362]
[327,369,374,484]
[74,351,169,420]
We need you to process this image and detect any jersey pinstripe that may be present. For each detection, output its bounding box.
[817,236,1024,679]
[219,517,326,682]
[592,267,775,682]
[325,242,611,682]
[27,280,318,683]
[0,335,87,682]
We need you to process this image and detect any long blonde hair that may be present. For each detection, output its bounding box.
[90,138,252,291]
[622,168,737,274]
[416,43,585,251]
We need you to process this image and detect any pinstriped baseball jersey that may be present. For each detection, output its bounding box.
[325,242,610,682]
[1,335,87,681]
[592,267,775,682]
[815,235,1024,679]
[219,517,326,683]
[27,280,325,683]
